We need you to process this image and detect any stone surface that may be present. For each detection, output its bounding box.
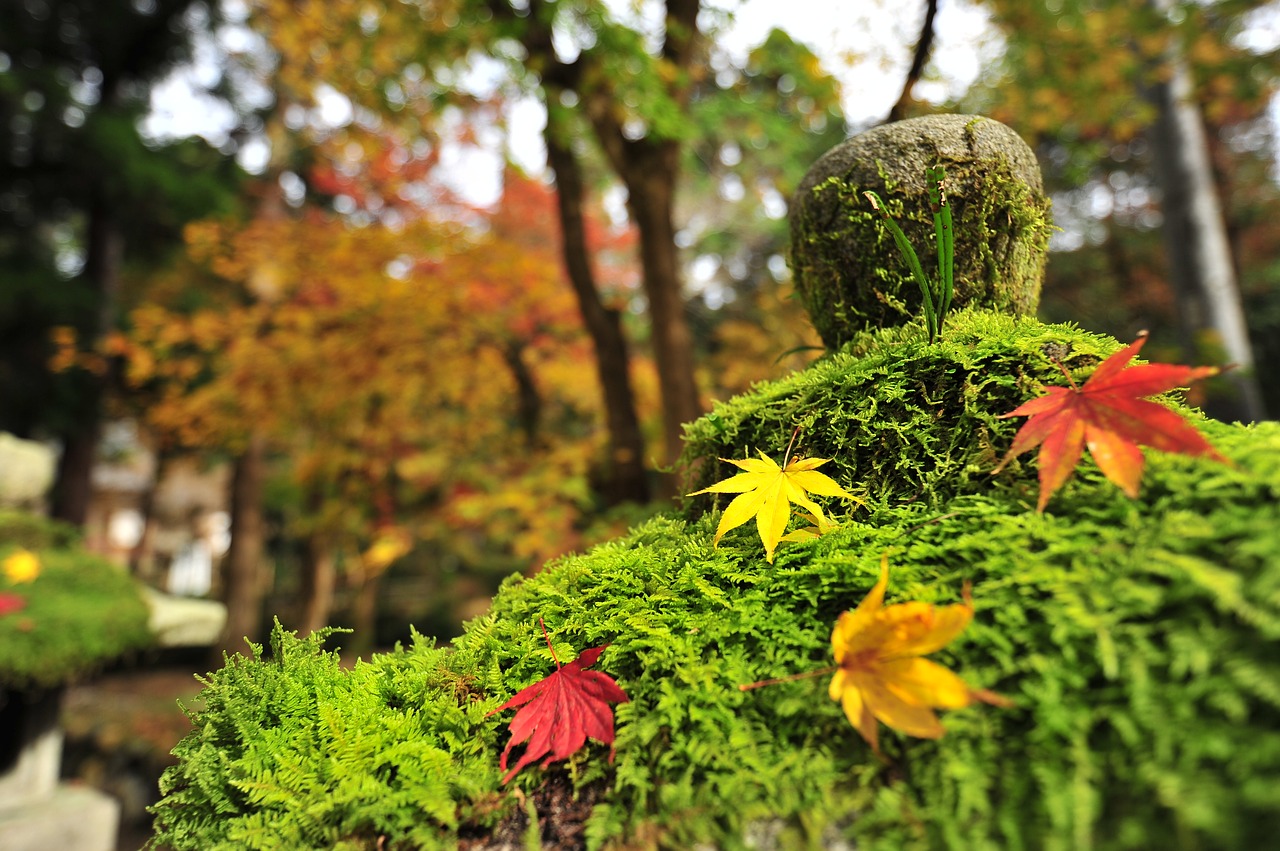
[0,687,62,808]
[0,433,55,508]
[789,114,1051,348]
[0,783,120,851]
[142,586,227,647]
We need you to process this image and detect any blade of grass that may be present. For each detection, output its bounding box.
[864,190,937,342]
[927,167,955,327]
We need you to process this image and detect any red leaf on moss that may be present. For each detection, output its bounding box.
[993,332,1227,511]
[488,622,629,784]
[0,592,26,616]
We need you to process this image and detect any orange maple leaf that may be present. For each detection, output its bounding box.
[487,620,629,784]
[828,556,1010,754]
[993,332,1227,511]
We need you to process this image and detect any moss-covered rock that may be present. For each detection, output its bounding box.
[151,315,1280,851]
[679,308,1124,509]
[0,515,153,689]
[149,115,1277,851]
[790,115,1052,348]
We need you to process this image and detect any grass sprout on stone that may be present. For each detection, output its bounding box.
[863,166,954,344]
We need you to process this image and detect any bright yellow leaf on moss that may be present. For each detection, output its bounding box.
[3,549,41,584]
[690,452,863,562]
[828,555,1011,753]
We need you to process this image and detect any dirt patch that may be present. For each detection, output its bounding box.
[458,772,606,851]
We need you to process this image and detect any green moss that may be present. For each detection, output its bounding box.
[789,115,1052,348]
[151,625,506,851]
[0,520,153,688]
[0,509,82,550]
[680,307,1124,509]
[151,315,1280,850]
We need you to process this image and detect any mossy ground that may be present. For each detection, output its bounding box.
[151,312,1280,850]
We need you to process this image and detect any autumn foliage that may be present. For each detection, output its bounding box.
[691,447,864,562]
[109,172,646,578]
[827,556,1011,754]
[993,333,1226,510]
[488,620,629,784]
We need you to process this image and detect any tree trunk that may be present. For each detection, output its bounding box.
[349,571,382,660]
[214,430,268,661]
[297,535,335,637]
[547,0,705,477]
[621,143,703,469]
[502,340,544,449]
[543,116,651,504]
[128,448,169,583]
[51,195,123,526]
[1145,5,1266,422]
[296,481,336,636]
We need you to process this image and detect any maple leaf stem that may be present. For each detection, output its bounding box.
[539,616,561,669]
[738,665,838,692]
[783,424,802,465]
[1052,357,1080,391]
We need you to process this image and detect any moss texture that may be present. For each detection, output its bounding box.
[151,314,1280,851]
[0,515,153,689]
[790,115,1052,349]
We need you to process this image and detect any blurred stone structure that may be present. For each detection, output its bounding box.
[0,433,56,511]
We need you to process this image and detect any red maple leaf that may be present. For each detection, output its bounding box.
[488,620,629,784]
[0,592,26,616]
[993,332,1227,511]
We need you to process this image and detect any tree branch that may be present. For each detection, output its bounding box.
[887,0,939,124]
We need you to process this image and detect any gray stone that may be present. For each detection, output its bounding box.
[0,784,120,851]
[0,433,55,508]
[789,114,1052,348]
[0,687,62,809]
[142,586,227,647]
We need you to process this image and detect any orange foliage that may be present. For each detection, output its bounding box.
[116,173,653,570]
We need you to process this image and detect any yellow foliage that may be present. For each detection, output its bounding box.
[691,450,864,563]
[828,555,1011,754]
[3,550,41,585]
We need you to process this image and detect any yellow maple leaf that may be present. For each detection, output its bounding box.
[3,549,41,584]
[690,451,863,562]
[828,555,1011,753]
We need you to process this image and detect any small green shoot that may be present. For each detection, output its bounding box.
[863,167,955,343]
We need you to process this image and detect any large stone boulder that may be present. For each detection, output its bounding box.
[790,114,1051,348]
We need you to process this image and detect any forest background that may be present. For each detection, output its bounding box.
[3,0,1279,659]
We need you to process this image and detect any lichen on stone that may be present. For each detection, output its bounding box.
[790,115,1053,349]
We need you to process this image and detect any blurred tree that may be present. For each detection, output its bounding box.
[0,0,241,524]
[966,0,1276,421]
[245,0,712,479]
[887,0,939,123]
[105,168,629,647]
[679,27,845,395]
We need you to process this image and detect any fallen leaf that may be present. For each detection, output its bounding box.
[691,451,864,562]
[993,333,1226,511]
[828,555,1011,754]
[488,620,629,784]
